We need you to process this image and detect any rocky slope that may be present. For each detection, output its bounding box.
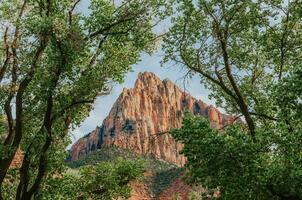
[10,149,23,169]
[70,72,235,166]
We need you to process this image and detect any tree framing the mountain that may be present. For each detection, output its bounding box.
[0,0,171,199]
[163,0,302,199]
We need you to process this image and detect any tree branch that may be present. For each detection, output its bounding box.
[0,34,49,194]
[219,114,243,131]
[51,99,94,124]
[278,2,291,80]
[216,23,256,140]
[69,0,81,25]
[0,27,10,83]
[249,112,278,121]
[88,9,145,39]
[18,40,64,199]
[3,94,14,146]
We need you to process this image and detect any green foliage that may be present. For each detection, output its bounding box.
[275,66,302,122]
[171,112,302,199]
[0,0,170,198]
[26,159,144,200]
[149,167,184,197]
[163,0,302,199]
[172,193,182,200]
[2,169,19,200]
[68,147,184,198]
[171,114,267,199]
[162,0,302,122]
[36,174,81,200]
[78,158,145,200]
[67,147,179,171]
[68,147,140,168]
[4,154,152,200]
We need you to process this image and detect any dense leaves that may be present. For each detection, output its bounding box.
[79,158,144,200]
[164,0,302,199]
[163,0,302,137]
[0,0,169,199]
[171,114,270,199]
[3,159,145,200]
[68,147,184,198]
[171,111,302,199]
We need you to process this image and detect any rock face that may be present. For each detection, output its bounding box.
[10,149,24,169]
[69,126,103,162]
[70,72,235,165]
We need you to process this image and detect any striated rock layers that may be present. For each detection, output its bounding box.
[70,72,235,166]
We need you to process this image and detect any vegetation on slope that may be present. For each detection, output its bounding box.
[3,157,145,200]
[68,147,184,198]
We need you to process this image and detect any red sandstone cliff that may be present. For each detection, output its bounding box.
[10,149,23,169]
[70,72,234,165]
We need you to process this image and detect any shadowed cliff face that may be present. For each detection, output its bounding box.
[70,72,235,166]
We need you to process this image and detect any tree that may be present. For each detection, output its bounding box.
[0,0,170,199]
[163,0,302,199]
[163,0,302,135]
[3,159,145,200]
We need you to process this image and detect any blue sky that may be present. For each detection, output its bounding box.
[70,0,214,143]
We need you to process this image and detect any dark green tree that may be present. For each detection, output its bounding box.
[0,0,170,199]
[164,0,302,199]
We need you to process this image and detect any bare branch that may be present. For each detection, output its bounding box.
[69,0,81,25]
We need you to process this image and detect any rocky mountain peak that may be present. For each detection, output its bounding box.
[69,72,235,165]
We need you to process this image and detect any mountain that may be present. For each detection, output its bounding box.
[69,72,235,165]
[10,149,23,169]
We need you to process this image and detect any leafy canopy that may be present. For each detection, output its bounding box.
[4,159,145,200]
[0,0,170,199]
[164,0,302,199]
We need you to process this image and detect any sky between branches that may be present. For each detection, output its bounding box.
[70,0,213,143]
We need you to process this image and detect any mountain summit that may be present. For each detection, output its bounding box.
[69,72,235,165]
